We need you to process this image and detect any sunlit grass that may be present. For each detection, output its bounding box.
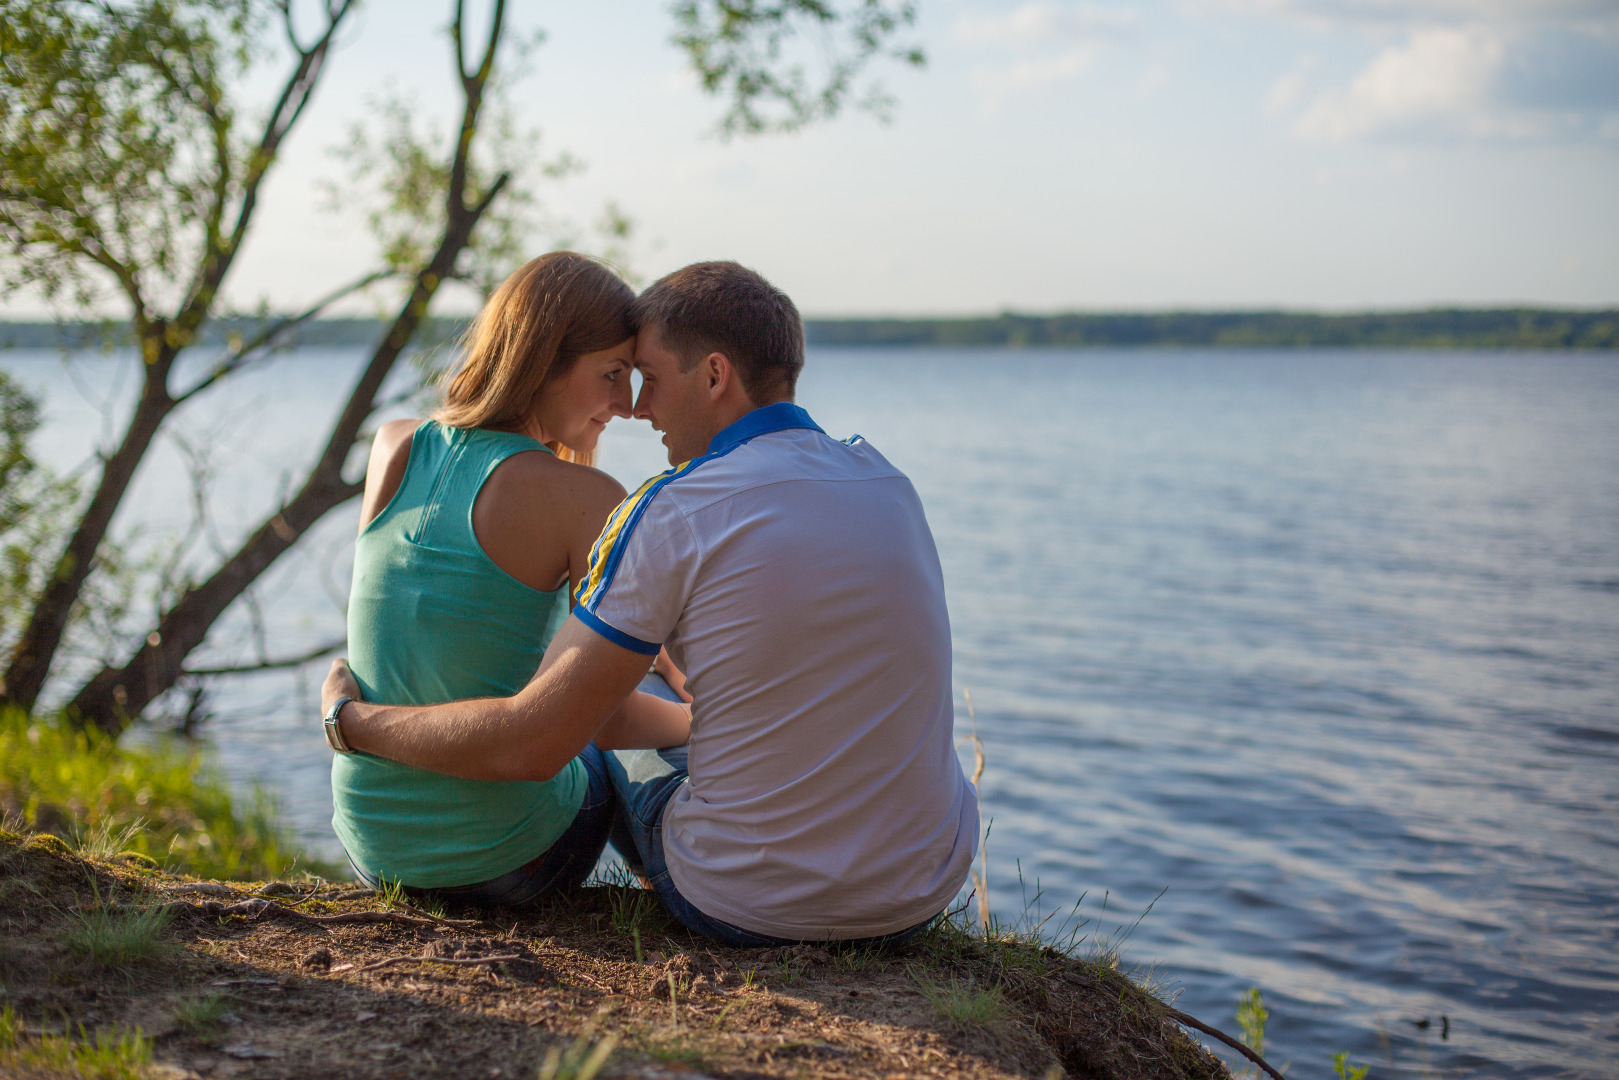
[0,707,327,880]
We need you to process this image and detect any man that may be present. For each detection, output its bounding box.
[321,261,977,944]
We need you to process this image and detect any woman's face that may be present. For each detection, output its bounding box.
[533,337,636,453]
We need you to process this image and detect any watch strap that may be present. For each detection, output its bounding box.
[324,696,356,754]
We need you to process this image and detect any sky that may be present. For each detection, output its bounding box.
[12,0,1619,316]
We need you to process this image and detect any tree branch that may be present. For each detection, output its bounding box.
[470,171,511,221]
[173,0,356,341]
[447,0,504,213]
[173,269,395,404]
[183,636,345,677]
[452,0,471,82]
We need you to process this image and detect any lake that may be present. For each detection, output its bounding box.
[5,346,1616,1078]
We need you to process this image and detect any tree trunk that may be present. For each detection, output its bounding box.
[69,472,363,729]
[1,350,175,712]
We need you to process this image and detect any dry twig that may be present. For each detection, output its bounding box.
[352,953,521,975]
[1165,1007,1286,1080]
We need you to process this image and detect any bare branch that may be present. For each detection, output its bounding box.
[173,269,394,404]
[470,171,511,221]
[448,0,505,212]
[183,636,345,677]
[1164,1008,1286,1080]
[453,0,471,82]
[175,0,357,339]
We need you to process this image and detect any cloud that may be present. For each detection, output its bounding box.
[955,1,1137,45]
[1207,0,1619,27]
[971,48,1102,93]
[1267,54,1319,113]
[1296,26,1504,138]
[1277,18,1619,140]
[956,2,1136,97]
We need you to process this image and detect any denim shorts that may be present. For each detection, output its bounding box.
[347,741,614,907]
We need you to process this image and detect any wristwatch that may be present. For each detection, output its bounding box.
[324,696,356,754]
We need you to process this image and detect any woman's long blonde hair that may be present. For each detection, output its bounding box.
[434,252,635,465]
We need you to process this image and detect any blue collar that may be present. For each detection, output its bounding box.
[706,402,824,456]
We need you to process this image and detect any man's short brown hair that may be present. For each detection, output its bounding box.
[631,262,804,403]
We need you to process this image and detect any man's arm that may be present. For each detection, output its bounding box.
[320,616,652,783]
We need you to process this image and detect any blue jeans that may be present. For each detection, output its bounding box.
[349,742,614,907]
[605,741,937,948]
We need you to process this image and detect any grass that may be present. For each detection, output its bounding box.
[645,1031,706,1069]
[913,968,1011,1026]
[171,992,232,1033]
[832,942,890,975]
[60,895,176,966]
[71,818,147,863]
[609,885,660,938]
[537,1031,618,1080]
[0,707,325,880]
[773,954,805,985]
[371,876,448,920]
[0,1005,153,1080]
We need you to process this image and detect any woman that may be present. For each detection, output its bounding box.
[332,251,688,905]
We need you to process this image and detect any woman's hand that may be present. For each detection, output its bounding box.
[654,647,693,703]
[321,658,363,717]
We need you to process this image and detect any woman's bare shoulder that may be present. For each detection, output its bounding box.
[375,418,426,454]
[475,454,628,587]
[494,453,628,517]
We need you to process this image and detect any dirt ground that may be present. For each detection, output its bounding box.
[0,831,1239,1080]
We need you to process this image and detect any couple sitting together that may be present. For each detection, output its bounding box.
[319,255,978,946]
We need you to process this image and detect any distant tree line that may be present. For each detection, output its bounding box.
[5,307,1615,352]
[804,308,1619,349]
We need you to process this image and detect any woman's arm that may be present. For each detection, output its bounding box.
[594,690,691,750]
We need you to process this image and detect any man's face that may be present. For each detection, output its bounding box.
[633,326,718,465]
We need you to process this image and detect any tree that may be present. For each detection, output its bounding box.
[0,0,924,734]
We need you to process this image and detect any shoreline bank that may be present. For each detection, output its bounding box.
[0,828,1245,1080]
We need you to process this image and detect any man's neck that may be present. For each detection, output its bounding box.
[704,394,790,450]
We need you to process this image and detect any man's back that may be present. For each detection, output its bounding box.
[577,405,978,938]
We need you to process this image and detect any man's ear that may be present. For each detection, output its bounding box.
[703,351,732,401]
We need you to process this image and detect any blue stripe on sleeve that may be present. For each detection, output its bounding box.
[572,608,662,656]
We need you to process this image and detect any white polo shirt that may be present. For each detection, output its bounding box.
[574,402,978,939]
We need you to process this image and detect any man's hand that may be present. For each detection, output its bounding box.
[322,658,362,717]
[316,614,655,783]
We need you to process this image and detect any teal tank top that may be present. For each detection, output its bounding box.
[332,420,583,888]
